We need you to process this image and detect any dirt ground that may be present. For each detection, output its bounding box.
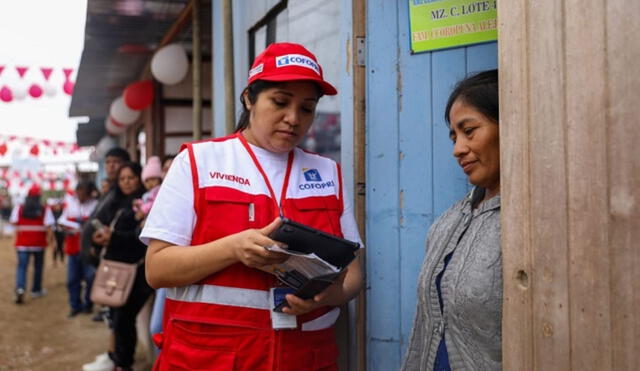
[0,235,154,371]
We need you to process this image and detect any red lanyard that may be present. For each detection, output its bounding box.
[236,133,294,218]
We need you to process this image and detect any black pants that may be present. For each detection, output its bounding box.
[53,231,65,262]
[111,265,153,368]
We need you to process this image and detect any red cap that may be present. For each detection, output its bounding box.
[247,42,337,96]
[27,184,41,197]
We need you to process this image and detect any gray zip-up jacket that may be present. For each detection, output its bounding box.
[401,188,502,371]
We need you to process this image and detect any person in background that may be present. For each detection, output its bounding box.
[59,180,99,318]
[10,184,55,304]
[401,70,501,371]
[160,154,175,179]
[81,147,131,268]
[99,179,110,197]
[142,42,363,370]
[88,162,153,371]
[147,154,175,357]
[131,156,163,361]
[81,148,130,371]
[132,156,162,222]
[0,190,12,238]
[50,199,66,267]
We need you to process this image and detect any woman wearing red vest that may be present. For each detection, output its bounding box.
[10,184,55,304]
[58,180,99,317]
[141,42,363,370]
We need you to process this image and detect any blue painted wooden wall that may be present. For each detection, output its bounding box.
[365,1,497,370]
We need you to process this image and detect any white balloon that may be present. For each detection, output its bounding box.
[95,134,118,158]
[44,82,57,97]
[105,116,127,136]
[13,82,27,101]
[151,43,189,85]
[109,96,140,124]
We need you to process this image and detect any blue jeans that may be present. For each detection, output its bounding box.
[67,254,95,311]
[16,250,44,293]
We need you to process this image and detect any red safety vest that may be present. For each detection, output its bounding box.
[64,216,87,255]
[15,206,48,247]
[154,134,345,371]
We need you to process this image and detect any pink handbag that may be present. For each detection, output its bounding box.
[90,258,140,307]
[89,210,142,307]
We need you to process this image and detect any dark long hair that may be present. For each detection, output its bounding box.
[114,162,144,200]
[445,69,499,125]
[98,162,145,226]
[76,180,97,199]
[234,80,323,132]
[235,80,282,133]
[21,195,43,219]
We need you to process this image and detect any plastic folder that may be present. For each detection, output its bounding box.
[267,217,360,312]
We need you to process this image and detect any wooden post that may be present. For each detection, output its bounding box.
[606,1,640,369]
[498,0,533,368]
[500,1,640,370]
[352,1,366,370]
[222,0,236,134]
[192,0,203,141]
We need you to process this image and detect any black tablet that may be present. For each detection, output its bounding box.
[268,217,359,269]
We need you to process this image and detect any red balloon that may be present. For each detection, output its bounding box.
[29,144,39,156]
[0,143,7,156]
[123,80,154,110]
[0,86,12,102]
[28,84,43,98]
[63,80,74,95]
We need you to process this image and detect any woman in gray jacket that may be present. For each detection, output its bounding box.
[402,70,501,371]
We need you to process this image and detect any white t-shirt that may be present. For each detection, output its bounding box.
[140,147,363,248]
[58,197,99,232]
[10,204,55,251]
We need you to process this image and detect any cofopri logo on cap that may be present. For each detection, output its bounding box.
[248,63,263,78]
[275,54,320,75]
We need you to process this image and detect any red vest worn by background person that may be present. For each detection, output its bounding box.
[154,134,346,371]
[59,196,95,256]
[64,216,88,255]
[15,206,48,247]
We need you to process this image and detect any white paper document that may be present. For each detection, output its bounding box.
[262,244,340,278]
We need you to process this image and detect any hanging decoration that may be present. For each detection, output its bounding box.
[123,80,154,110]
[28,84,43,98]
[0,65,78,102]
[151,43,189,85]
[0,134,88,195]
[62,68,75,96]
[0,86,12,102]
[105,116,127,136]
[62,68,73,79]
[44,83,57,97]
[16,66,28,77]
[12,82,27,101]
[29,144,40,156]
[109,96,140,124]
[41,67,53,80]
[12,66,29,101]
[63,80,74,95]
[0,134,81,156]
[41,67,56,97]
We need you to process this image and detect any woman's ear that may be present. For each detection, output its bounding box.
[242,90,252,110]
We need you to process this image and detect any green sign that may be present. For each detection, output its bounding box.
[409,0,497,53]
